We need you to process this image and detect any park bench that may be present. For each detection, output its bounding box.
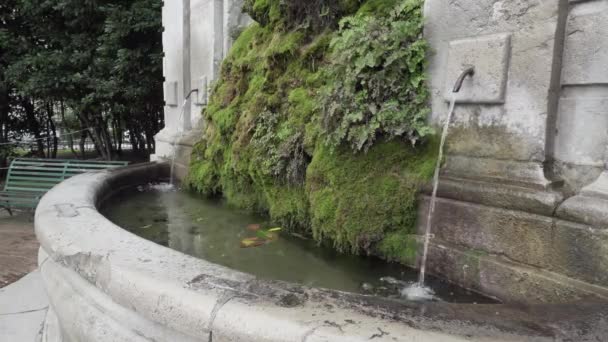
[0,158,128,215]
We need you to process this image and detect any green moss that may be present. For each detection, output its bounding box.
[306,139,436,254]
[227,23,266,68]
[356,0,401,16]
[187,0,433,265]
[378,231,419,266]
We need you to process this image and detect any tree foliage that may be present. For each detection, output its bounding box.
[0,0,163,164]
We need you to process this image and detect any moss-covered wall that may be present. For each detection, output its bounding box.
[186,0,435,263]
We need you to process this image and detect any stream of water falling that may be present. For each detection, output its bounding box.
[169,99,189,186]
[402,93,458,301]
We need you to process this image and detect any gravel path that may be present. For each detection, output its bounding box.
[0,211,38,288]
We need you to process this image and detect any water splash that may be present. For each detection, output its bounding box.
[149,183,176,192]
[137,183,176,193]
[401,283,436,301]
[418,92,458,286]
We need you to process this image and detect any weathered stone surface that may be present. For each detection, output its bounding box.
[418,196,555,271]
[550,219,608,287]
[425,0,568,169]
[424,240,608,304]
[442,155,554,189]
[164,81,178,107]
[555,88,608,167]
[37,164,602,341]
[561,0,608,86]
[552,1,608,192]
[419,195,608,290]
[552,160,604,195]
[444,33,511,104]
[433,176,562,216]
[557,171,608,227]
[152,0,251,173]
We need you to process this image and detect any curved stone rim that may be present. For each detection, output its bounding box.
[34,162,607,341]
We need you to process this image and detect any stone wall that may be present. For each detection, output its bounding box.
[424,0,608,302]
[151,0,250,181]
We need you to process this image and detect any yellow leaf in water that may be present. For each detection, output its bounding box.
[240,237,266,248]
[268,227,282,232]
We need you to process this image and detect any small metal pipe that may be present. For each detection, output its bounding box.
[185,89,199,100]
[452,67,475,93]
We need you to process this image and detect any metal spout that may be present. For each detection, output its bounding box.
[452,67,475,93]
[185,89,199,100]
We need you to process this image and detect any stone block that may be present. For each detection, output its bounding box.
[554,86,608,167]
[424,240,608,303]
[194,76,208,106]
[557,171,608,227]
[442,155,554,189]
[419,195,608,288]
[550,219,608,287]
[164,81,178,107]
[561,1,608,85]
[433,175,562,216]
[417,196,555,271]
[445,33,511,104]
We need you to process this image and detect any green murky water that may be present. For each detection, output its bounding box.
[101,184,496,304]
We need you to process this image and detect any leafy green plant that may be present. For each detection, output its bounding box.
[242,0,360,32]
[189,0,434,262]
[321,0,431,151]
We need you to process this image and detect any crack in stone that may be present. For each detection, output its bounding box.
[301,324,322,342]
[301,319,356,341]
[36,307,49,340]
[369,327,389,340]
[0,306,49,317]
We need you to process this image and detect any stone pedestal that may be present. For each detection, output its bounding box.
[554,1,608,225]
[557,171,608,227]
[553,1,608,193]
[152,0,250,182]
[151,127,201,182]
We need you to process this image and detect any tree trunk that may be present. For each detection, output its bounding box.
[47,102,58,158]
[22,98,45,158]
[77,113,112,160]
[60,101,78,158]
[79,131,87,159]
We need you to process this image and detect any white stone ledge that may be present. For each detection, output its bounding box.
[33,163,605,341]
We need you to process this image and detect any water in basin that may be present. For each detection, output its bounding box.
[101,184,497,304]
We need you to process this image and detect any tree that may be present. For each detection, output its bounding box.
[1,0,164,161]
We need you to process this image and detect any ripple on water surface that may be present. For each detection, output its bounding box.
[101,183,498,304]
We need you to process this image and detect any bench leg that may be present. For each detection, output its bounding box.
[1,206,12,216]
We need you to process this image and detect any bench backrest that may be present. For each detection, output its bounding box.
[3,158,129,193]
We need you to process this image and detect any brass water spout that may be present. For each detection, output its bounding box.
[452,67,475,93]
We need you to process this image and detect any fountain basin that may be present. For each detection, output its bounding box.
[35,163,608,341]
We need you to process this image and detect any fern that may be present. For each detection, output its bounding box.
[321,0,431,151]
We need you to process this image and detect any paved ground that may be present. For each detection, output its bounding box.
[0,210,39,289]
[0,270,48,342]
[0,210,46,341]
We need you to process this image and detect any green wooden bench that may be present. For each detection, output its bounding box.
[0,158,128,215]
